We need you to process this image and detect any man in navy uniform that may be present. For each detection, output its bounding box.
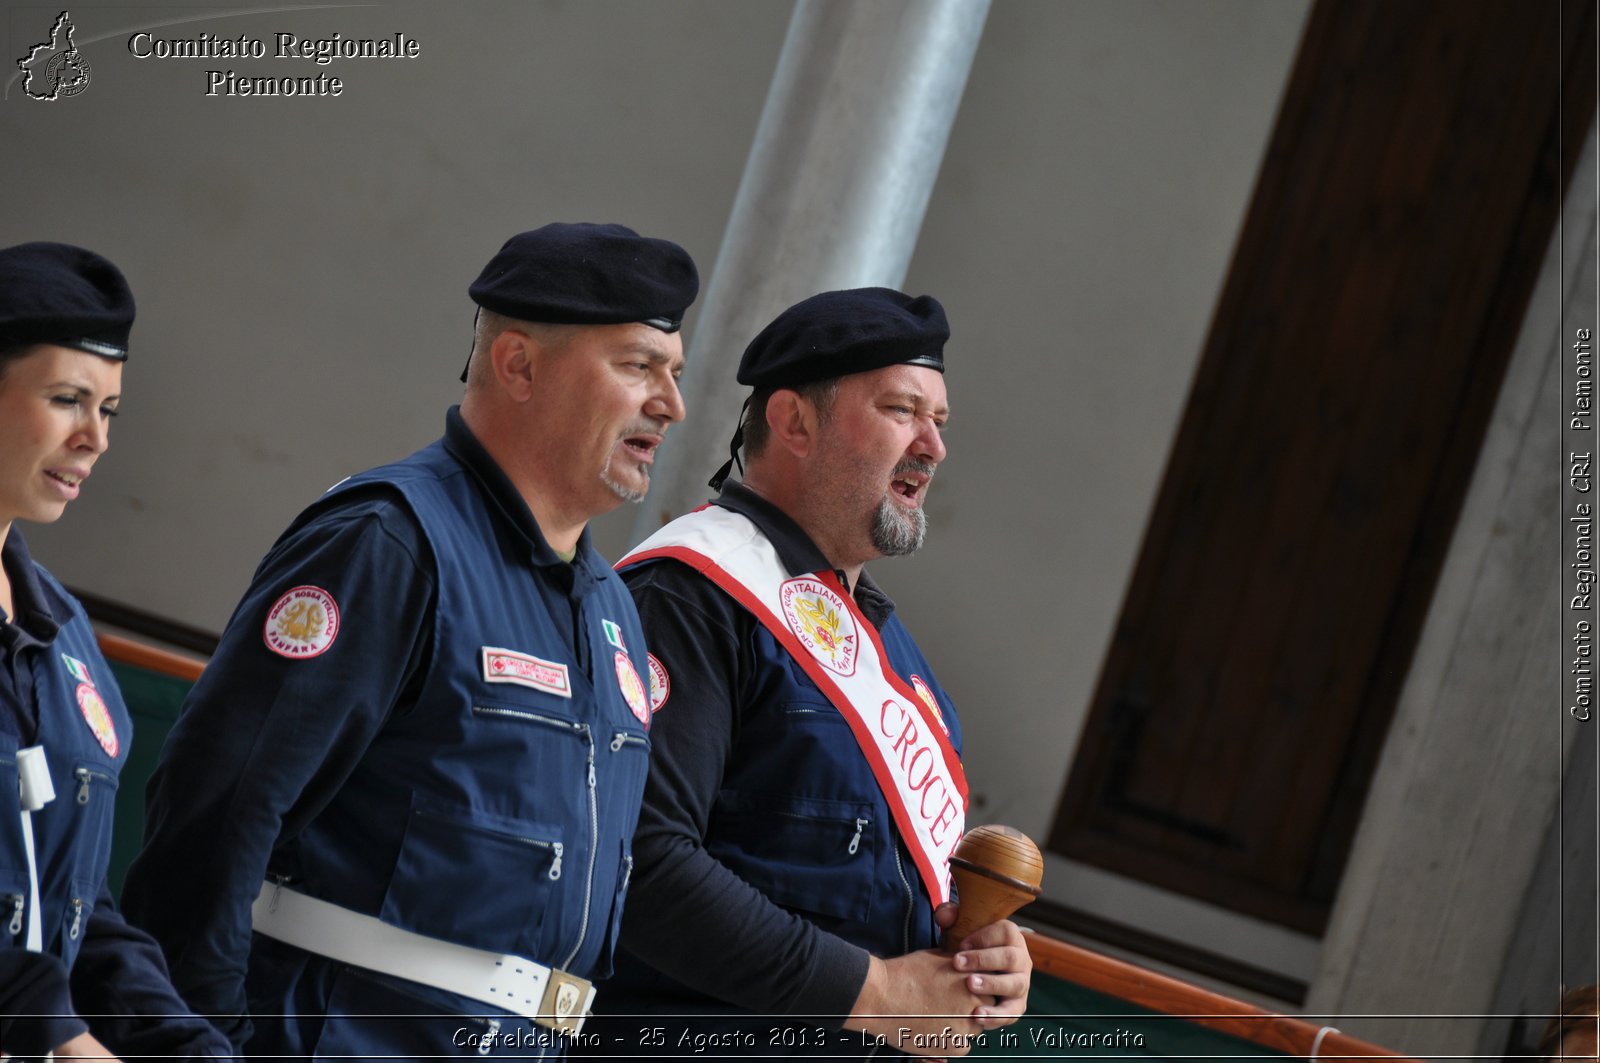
[122,223,697,1058]
[0,242,230,1060]
[596,288,1031,1057]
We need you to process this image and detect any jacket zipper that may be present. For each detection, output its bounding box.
[473,705,584,733]
[892,843,914,954]
[560,726,597,970]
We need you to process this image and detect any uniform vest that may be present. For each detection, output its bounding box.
[265,440,652,981]
[622,515,963,960]
[0,571,129,971]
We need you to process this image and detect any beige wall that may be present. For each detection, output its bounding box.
[4,0,789,622]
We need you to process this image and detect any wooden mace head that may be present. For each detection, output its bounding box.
[942,824,1043,952]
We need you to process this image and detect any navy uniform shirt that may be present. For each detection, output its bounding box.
[123,408,652,1059]
[0,531,228,1060]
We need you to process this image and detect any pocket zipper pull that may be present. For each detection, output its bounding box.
[7,895,22,936]
[848,817,868,855]
[548,841,564,881]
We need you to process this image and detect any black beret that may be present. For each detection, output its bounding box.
[469,222,699,332]
[0,242,135,360]
[737,287,948,389]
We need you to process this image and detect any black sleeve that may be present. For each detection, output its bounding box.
[66,882,231,1058]
[120,493,435,1048]
[619,562,869,1019]
[0,949,85,1059]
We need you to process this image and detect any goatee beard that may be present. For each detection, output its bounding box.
[601,455,647,504]
[871,495,926,556]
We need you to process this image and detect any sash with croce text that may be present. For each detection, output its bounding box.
[619,505,967,905]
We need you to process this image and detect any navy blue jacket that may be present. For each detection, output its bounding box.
[589,483,963,1053]
[123,409,651,1059]
[0,531,228,1060]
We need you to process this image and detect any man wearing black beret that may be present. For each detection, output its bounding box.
[124,223,698,1058]
[595,288,1032,1057]
[0,242,232,1060]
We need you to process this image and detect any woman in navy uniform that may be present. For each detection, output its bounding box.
[0,243,230,1060]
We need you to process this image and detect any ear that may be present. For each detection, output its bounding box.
[489,329,537,401]
[765,388,818,459]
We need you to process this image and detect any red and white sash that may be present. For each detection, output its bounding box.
[620,506,967,905]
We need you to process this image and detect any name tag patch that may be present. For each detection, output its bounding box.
[482,647,572,698]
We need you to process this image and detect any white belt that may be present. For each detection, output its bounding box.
[250,882,595,1035]
[16,746,56,954]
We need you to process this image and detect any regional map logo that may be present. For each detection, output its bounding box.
[17,11,91,100]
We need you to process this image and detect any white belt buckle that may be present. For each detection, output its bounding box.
[538,968,593,1035]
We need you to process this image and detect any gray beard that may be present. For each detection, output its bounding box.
[601,455,647,504]
[871,495,926,556]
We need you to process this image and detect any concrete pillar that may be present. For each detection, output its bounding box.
[634,0,990,539]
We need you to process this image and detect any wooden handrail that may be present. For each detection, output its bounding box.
[1025,933,1420,1060]
[97,631,206,683]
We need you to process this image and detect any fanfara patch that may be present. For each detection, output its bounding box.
[482,647,572,698]
[910,674,949,737]
[614,651,649,725]
[76,682,118,758]
[646,653,670,714]
[779,576,858,676]
[602,619,626,650]
[60,653,92,686]
[264,585,340,659]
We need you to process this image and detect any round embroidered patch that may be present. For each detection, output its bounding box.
[615,651,650,725]
[910,674,949,737]
[779,576,858,676]
[263,585,340,659]
[76,682,119,758]
[646,653,670,714]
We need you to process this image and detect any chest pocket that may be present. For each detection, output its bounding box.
[708,789,876,925]
[61,762,118,887]
[381,797,565,959]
